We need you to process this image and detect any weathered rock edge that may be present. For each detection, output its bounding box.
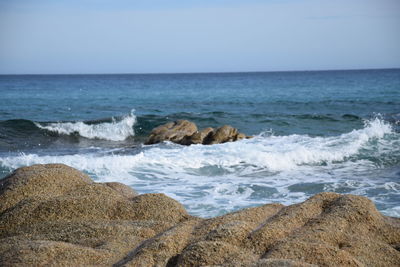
[0,164,399,266]
[145,119,252,145]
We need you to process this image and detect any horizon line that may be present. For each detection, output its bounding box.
[0,67,399,76]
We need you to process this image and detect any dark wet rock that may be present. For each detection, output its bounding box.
[236,132,247,141]
[206,125,238,144]
[146,120,250,145]
[1,164,400,266]
[181,127,215,145]
[145,120,197,145]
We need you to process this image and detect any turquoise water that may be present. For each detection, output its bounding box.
[0,69,399,217]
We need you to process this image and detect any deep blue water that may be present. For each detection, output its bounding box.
[1,69,399,217]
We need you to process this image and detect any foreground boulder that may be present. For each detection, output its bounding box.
[145,120,251,145]
[1,164,399,266]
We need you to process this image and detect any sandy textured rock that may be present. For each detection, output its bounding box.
[252,259,318,267]
[0,164,190,266]
[118,220,200,266]
[104,182,138,199]
[0,238,114,266]
[177,240,257,266]
[1,164,399,267]
[0,163,92,213]
[129,193,191,223]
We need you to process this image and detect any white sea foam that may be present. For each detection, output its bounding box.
[1,118,398,217]
[35,111,136,141]
[132,117,394,172]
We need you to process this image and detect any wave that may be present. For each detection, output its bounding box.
[0,118,398,217]
[139,118,395,171]
[0,119,39,134]
[2,112,394,148]
[35,111,136,141]
[1,118,395,172]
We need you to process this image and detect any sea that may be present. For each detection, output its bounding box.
[0,69,399,218]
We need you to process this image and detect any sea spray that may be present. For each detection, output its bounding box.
[1,70,399,218]
[1,117,398,217]
[35,110,136,141]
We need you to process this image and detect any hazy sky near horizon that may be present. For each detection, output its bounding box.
[0,0,399,74]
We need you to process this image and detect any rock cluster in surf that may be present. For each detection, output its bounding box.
[145,119,251,145]
[1,164,400,266]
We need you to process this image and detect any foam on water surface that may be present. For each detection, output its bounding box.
[35,111,136,141]
[1,118,399,217]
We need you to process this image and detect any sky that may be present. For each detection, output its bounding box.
[0,0,399,74]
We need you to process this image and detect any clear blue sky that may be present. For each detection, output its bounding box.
[0,0,399,74]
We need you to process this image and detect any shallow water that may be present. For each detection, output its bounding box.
[1,69,399,217]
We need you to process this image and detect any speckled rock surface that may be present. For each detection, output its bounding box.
[1,164,399,266]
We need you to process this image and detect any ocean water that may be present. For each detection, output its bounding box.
[0,69,399,217]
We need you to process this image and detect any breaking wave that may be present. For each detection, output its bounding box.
[35,111,136,141]
[1,118,398,217]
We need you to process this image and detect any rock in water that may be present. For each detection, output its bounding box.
[146,120,250,145]
[1,164,399,266]
[181,127,214,145]
[145,120,197,145]
[206,125,238,144]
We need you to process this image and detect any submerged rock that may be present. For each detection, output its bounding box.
[145,120,251,145]
[1,164,399,266]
